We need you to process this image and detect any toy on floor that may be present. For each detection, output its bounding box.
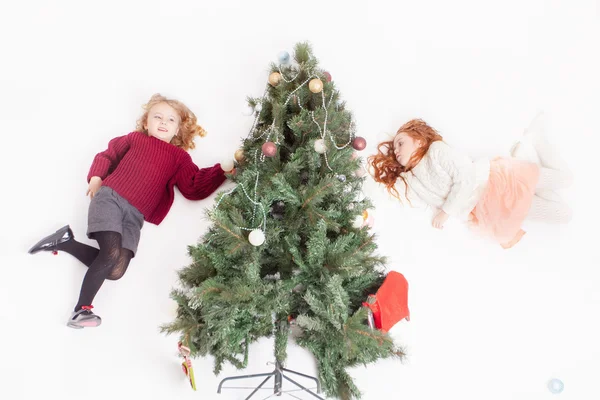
[178,342,197,390]
[363,271,410,332]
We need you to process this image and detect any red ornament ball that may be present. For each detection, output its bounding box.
[352,137,367,151]
[323,71,332,82]
[262,142,277,157]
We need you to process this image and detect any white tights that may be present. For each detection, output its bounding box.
[514,115,573,223]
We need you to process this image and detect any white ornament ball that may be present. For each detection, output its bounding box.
[352,215,364,229]
[242,104,255,116]
[248,229,265,246]
[220,159,234,172]
[314,139,327,154]
[254,103,263,112]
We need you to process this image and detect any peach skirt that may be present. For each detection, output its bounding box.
[469,157,540,248]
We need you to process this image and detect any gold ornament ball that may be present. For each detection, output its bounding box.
[309,78,323,93]
[268,72,282,86]
[234,149,245,162]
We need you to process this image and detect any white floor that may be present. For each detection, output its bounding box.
[1,1,599,399]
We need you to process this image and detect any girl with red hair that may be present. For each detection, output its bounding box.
[368,113,572,249]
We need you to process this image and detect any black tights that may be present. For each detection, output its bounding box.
[56,231,133,311]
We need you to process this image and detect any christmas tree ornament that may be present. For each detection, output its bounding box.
[248,229,265,246]
[313,139,326,154]
[278,51,290,64]
[343,184,352,193]
[242,104,255,116]
[220,159,235,172]
[352,215,364,229]
[254,103,263,112]
[178,342,197,391]
[336,174,346,182]
[364,210,375,228]
[352,137,367,151]
[268,72,282,86]
[234,149,245,162]
[269,200,286,220]
[262,142,277,157]
[323,71,332,82]
[352,210,375,229]
[347,202,356,210]
[309,78,323,93]
[547,378,564,394]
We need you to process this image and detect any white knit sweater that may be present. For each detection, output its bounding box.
[396,141,491,220]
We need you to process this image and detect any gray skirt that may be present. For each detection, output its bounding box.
[87,186,144,256]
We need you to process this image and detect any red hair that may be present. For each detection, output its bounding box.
[367,119,443,201]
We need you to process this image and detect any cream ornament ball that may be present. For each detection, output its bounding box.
[220,159,234,172]
[249,229,265,246]
[313,139,327,154]
[234,149,245,162]
[352,215,364,229]
[269,72,282,86]
[309,78,323,93]
[352,210,375,229]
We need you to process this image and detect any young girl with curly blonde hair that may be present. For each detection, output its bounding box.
[28,94,232,328]
[368,113,573,249]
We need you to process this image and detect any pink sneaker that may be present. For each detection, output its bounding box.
[67,306,102,329]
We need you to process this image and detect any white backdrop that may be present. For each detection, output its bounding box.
[1,1,599,399]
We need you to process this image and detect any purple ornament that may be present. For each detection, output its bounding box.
[352,137,367,151]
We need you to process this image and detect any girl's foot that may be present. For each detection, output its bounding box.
[67,306,102,329]
[510,112,545,165]
[28,225,73,254]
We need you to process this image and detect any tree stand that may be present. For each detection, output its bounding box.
[217,360,324,399]
[217,315,325,399]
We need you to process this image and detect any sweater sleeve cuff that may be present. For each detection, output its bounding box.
[87,161,110,183]
[212,163,227,182]
[441,201,460,217]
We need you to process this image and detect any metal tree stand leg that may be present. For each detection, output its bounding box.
[217,360,324,399]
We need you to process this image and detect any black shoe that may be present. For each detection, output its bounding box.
[28,225,73,254]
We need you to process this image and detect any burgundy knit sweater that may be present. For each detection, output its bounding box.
[87,131,226,225]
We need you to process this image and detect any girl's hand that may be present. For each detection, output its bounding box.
[432,210,449,229]
[87,176,103,198]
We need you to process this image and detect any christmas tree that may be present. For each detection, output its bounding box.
[162,42,404,399]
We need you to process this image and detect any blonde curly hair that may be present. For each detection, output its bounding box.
[135,93,207,151]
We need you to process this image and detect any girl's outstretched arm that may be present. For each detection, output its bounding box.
[174,153,227,200]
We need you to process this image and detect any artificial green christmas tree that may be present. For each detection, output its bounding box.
[162,42,404,399]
